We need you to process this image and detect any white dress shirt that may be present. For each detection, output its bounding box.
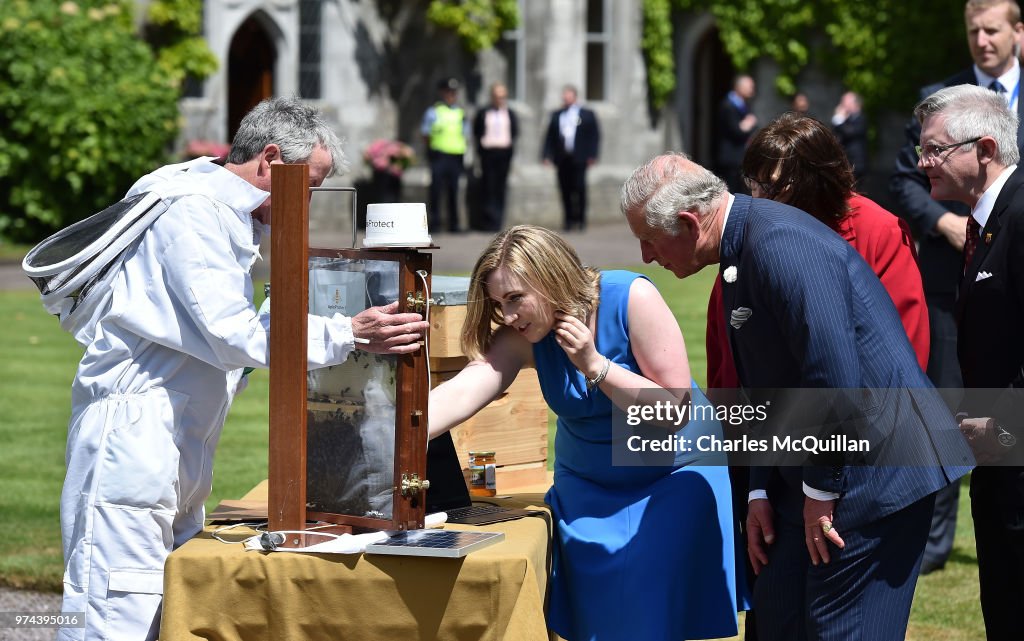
[975,58,1021,112]
[559,104,581,153]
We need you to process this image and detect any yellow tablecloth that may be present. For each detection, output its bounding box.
[160,482,552,641]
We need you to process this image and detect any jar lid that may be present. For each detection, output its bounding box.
[469,450,496,457]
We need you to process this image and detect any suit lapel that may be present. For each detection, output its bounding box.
[1018,87,1024,150]
[958,166,1024,321]
[720,195,750,384]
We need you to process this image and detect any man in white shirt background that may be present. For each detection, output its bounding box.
[542,85,600,232]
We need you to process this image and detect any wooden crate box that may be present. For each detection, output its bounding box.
[428,304,466,358]
[431,367,548,469]
[428,290,550,492]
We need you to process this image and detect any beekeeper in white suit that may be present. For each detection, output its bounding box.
[56,97,430,641]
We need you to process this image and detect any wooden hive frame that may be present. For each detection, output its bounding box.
[267,164,431,544]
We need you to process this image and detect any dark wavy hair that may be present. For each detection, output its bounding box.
[740,112,854,225]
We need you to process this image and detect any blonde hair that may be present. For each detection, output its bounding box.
[965,0,1021,23]
[462,225,600,360]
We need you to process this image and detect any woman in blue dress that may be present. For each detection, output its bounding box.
[429,225,738,640]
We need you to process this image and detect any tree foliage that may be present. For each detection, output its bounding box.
[643,0,967,112]
[144,0,218,88]
[426,0,520,52]
[0,0,213,243]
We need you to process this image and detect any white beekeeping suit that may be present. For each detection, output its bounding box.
[58,158,356,641]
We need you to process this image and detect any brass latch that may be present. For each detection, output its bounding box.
[405,291,435,313]
[401,473,431,497]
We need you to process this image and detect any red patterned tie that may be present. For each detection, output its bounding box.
[963,216,981,274]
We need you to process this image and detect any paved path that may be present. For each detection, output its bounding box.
[1,223,646,292]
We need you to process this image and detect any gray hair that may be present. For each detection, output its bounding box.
[227,96,349,176]
[620,151,727,234]
[914,84,1020,166]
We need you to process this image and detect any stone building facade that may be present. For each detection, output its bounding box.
[171,1,901,234]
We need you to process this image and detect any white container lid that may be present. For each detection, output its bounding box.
[363,202,432,248]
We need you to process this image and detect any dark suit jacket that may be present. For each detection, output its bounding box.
[716,96,752,170]
[891,68,1024,296]
[472,105,519,153]
[720,195,973,528]
[833,112,868,177]
[956,166,1024,520]
[542,106,600,164]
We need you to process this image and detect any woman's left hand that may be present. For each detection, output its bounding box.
[554,311,604,378]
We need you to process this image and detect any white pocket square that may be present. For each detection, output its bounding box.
[976,271,993,282]
[730,307,753,329]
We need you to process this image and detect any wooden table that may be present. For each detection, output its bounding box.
[160,482,553,641]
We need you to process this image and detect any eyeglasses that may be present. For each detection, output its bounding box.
[915,137,982,162]
[743,174,773,195]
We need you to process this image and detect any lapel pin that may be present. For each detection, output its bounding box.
[985,233,993,244]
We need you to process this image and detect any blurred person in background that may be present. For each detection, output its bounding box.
[716,74,759,193]
[473,82,519,232]
[543,85,600,231]
[791,92,810,116]
[832,91,869,185]
[422,77,469,233]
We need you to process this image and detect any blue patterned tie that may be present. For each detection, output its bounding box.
[990,79,1007,102]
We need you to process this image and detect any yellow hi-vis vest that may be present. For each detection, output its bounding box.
[429,103,466,155]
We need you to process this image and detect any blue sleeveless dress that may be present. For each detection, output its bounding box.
[535,271,738,641]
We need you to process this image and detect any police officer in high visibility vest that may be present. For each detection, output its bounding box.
[421,77,469,233]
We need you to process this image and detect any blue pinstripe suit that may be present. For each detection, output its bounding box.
[720,195,973,640]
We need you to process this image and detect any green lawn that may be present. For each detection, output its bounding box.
[0,266,985,638]
[0,241,31,261]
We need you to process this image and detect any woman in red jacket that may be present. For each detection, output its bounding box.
[707,112,929,389]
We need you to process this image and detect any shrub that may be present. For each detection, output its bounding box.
[0,0,181,243]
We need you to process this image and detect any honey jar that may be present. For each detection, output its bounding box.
[468,451,497,496]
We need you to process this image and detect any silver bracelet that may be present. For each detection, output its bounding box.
[585,358,611,389]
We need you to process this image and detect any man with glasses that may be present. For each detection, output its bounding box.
[915,82,1024,641]
[890,0,1024,577]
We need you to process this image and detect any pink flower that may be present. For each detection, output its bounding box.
[363,139,415,177]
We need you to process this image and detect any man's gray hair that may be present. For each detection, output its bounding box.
[914,84,1020,166]
[620,151,727,234]
[228,96,349,176]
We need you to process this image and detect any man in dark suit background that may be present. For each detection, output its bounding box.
[890,0,1024,575]
[716,75,758,194]
[915,83,1024,641]
[832,91,869,185]
[621,152,972,641]
[472,82,518,232]
[542,84,600,231]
